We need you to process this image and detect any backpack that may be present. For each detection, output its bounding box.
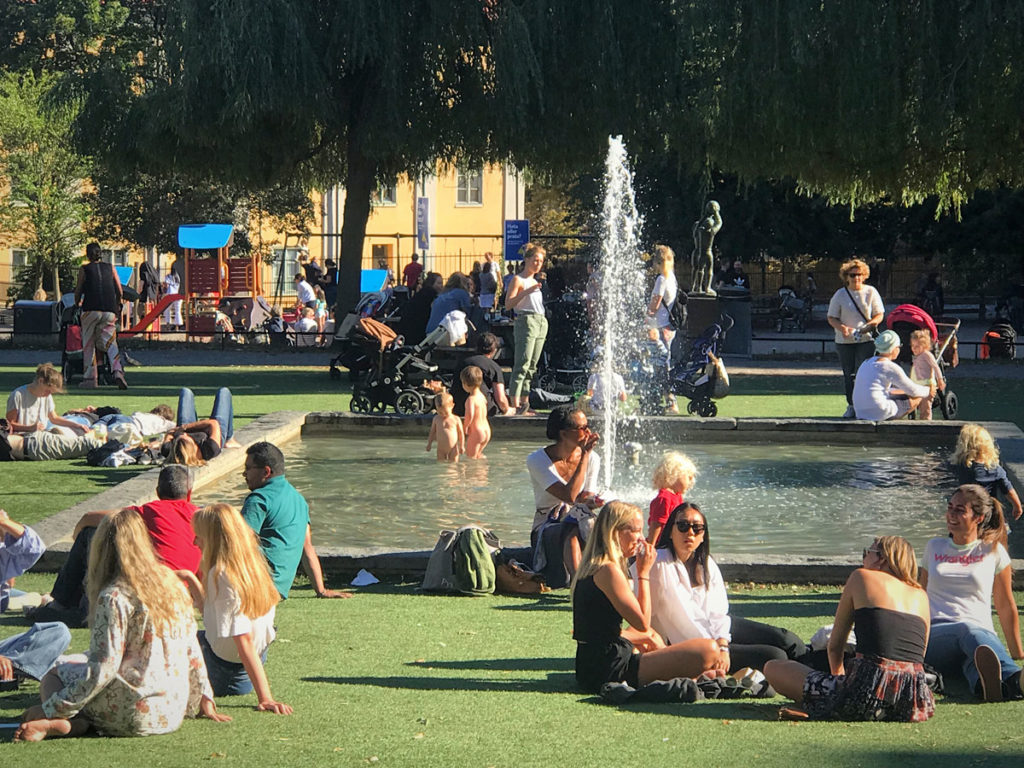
[668,290,688,330]
[421,525,499,595]
[87,438,124,467]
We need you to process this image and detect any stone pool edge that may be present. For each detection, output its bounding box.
[32,411,1024,587]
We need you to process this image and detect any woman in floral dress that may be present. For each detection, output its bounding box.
[15,508,231,741]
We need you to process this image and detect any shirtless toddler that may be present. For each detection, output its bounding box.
[426,392,464,462]
[461,366,491,459]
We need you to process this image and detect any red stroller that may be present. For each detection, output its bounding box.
[886,304,960,419]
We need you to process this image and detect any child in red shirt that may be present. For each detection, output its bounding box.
[647,451,697,544]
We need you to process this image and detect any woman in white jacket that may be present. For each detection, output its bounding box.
[642,501,806,672]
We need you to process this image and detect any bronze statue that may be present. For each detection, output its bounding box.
[690,200,722,295]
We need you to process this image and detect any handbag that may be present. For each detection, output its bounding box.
[844,287,876,340]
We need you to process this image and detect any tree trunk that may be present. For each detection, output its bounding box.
[334,142,376,319]
[52,263,61,300]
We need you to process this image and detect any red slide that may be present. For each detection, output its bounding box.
[121,294,185,337]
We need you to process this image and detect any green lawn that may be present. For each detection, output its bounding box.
[2,574,1023,767]
[3,361,1023,526]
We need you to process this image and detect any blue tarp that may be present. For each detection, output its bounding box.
[360,269,389,293]
[115,266,134,286]
[178,224,234,250]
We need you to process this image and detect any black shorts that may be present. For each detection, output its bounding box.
[575,637,641,693]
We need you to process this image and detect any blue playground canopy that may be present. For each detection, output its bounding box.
[360,269,389,293]
[177,224,234,250]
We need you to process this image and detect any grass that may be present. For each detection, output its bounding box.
[4,360,1024,526]
[2,573,1023,768]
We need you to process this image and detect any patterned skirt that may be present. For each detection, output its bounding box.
[803,653,935,722]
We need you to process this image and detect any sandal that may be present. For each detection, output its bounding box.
[114,374,128,390]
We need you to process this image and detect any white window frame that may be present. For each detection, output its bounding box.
[456,166,483,206]
[372,182,398,207]
[100,248,129,266]
[11,248,30,268]
[273,246,308,296]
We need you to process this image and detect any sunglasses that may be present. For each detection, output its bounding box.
[675,520,706,534]
[862,547,880,558]
[847,272,865,277]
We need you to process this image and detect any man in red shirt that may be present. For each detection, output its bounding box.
[403,253,424,291]
[25,465,200,627]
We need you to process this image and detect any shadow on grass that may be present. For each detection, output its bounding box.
[580,696,780,719]
[491,594,572,612]
[35,465,152,487]
[405,657,573,672]
[728,601,839,620]
[303,671,577,694]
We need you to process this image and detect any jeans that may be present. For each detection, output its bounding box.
[510,312,548,400]
[835,340,875,405]
[728,616,808,672]
[177,387,234,446]
[0,622,72,680]
[925,621,1020,693]
[198,630,265,697]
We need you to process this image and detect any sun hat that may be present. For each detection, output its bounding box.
[874,329,901,355]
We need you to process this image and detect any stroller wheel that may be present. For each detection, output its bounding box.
[571,374,589,393]
[395,389,425,415]
[700,402,718,418]
[537,372,557,391]
[686,400,699,415]
[941,390,959,420]
[350,394,372,414]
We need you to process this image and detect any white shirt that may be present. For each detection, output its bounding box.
[515,276,545,314]
[637,549,731,644]
[203,570,277,663]
[924,537,1010,634]
[852,356,930,421]
[587,372,626,411]
[6,385,54,430]
[295,279,316,305]
[131,412,176,436]
[525,447,601,525]
[827,285,884,344]
[650,273,678,328]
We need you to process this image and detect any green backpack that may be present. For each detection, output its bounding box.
[452,527,498,596]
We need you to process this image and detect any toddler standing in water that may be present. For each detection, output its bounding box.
[426,392,464,462]
[461,366,492,459]
[184,504,292,714]
[909,329,944,420]
[647,451,697,544]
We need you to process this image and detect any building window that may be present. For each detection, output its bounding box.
[11,248,29,268]
[100,248,129,266]
[456,166,483,206]
[272,247,308,295]
[372,182,398,207]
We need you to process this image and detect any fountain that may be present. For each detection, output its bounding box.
[592,136,650,489]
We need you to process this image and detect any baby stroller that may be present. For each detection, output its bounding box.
[536,299,589,393]
[668,315,733,417]
[980,320,1016,361]
[330,290,402,380]
[886,304,961,419]
[349,318,448,415]
[59,304,115,385]
[775,286,810,332]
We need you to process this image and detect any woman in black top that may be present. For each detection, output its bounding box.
[764,536,934,721]
[571,501,721,694]
[396,272,442,345]
[73,243,127,389]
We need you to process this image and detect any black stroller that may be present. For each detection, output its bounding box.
[348,318,447,415]
[330,290,401,381]
[775,286,810,332]
[535,299,589,393]
[981,320,1016,360]
[668,315,733,417]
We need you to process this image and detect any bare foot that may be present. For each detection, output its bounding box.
[14,718,72,741]
[224,438,243,448]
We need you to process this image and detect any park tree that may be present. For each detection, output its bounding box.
[0,70,92,299]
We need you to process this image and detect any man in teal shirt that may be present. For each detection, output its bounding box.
[240,442,350,599]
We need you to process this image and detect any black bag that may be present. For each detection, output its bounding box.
[668,291,688,330]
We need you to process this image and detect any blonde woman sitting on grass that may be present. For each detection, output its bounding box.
[15,509,229,741]
[179,504,292,714]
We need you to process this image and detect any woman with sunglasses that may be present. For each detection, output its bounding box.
[764,536,934,722]
[571,501,721,694]
[921,484,1023,702]
[827,258,884,418]
[527,406,603,587]
[645,502,806,673]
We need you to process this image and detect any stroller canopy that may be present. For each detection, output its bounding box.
[887,304,938,341]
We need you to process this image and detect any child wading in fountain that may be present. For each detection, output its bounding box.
[647,451,697,544]
[586,359,628,414]
[182,504,292,714]
[426,392,464,462]
[909,329,944,420]
[461,365,492,459]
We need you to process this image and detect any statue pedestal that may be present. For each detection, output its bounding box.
[684,294,720,341]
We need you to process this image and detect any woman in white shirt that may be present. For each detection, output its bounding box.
[505,243,548,415]
[921,484,1024,702]
[643,501,806,672]
[647,245,680,412]
[827,259,885,418]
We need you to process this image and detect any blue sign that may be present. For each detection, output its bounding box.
[504,219,529,261]
[416,197,430,251]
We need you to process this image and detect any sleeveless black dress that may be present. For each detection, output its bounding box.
[803,607,934,722]
[572,574,640,693]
